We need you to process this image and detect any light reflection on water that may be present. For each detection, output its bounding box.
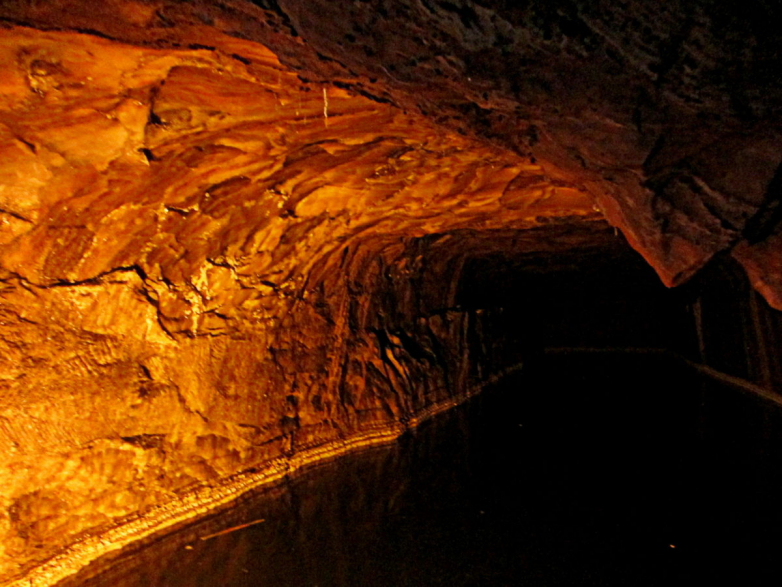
[59,354,782,586]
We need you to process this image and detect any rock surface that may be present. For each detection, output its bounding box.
[0,0,780,582]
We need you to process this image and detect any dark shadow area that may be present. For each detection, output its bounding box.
[457,241,701,369]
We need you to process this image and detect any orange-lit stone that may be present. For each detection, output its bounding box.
[0,25,601,584]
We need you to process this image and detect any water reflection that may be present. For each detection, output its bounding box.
[60,354,782,586]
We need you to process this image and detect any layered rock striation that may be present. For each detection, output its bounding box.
[0,21,597,582]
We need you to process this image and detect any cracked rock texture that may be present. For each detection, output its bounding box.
[0,0,780,581]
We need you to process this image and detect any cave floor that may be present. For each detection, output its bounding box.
[57,353,782,587]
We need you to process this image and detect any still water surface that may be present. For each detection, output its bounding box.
[61,354,782,586]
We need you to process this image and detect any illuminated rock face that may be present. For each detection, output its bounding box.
[0,23,597,580]
[0,0,780,582]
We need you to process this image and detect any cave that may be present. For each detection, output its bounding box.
[1,1,781,585]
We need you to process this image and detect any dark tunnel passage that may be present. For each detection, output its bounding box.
[53,236,782,587]
[457,236,699,360]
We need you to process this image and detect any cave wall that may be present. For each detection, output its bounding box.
[0,26,584,579]
[0,228,514,581]
[687,260,782,394]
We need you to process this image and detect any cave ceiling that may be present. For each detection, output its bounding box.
[1,0,781,306]
[0,11,602,337]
